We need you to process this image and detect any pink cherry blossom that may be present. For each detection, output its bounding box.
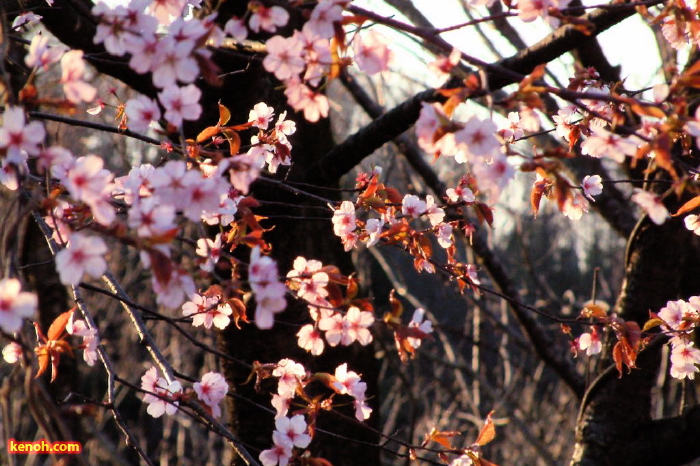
[147,0,186,25]
[12,12,43,30]
[2,342,22,364]
[274,415,312,449]
[249,247,287,329]
[436,223,453,249]
[0,278,37,333]
[141,366,182,417]
[319,312,348,347]
[67,314,99,366]
[249,2,289,33]
[194,371,229,417]
[401,194,427,219]
[60,50,97,103]
[344,306,374,345]
[125,95,161,133]
[332,201,356,237]
[25,34,65,70]
[473,154,514,202]
[273,358,306,399]
[305,0,344,39]
[152,267,196,309]
[631,189,669,225]
[578,328,602,356]
[407,308,433,350]
[128,196,176,238]
[152,38,198,89]
[196,234,224,272]
[283,79,329,122]
[580,126,637,163]
[454,116,500,162]
[498,111,525,142]
[0,106,46,163]
[428,47,461,82]
[562,193,589,221]
[353,30,394,75]
[364,218,385,247]
[685,214,700,235]
[263,35,305,82]
[670,341,700,380]
[271,394,292,419]
[158,84,202,127]
[446,184,476,204]
[297,324,324,355]
[54,233,108,285]
[259,440,292,466]
[224,16,248,41]
[249,102,275,130]
[581,175,603,201]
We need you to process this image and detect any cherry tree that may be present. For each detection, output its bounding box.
[3,0,700,465]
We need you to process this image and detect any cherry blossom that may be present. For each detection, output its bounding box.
[319,312,348,346]
[151,267,196,309]
[274,415,312,449]
[498,111,525,142]
[436,223,453,249]
[428,47,461,82]
[631,189,669,225]
[425,195,445,226]
[263,36,305,82]
[0,106,46,163]
[183,294,231,330]
[259,440,292,466]
[151,38,199,89]
[125,96,161,133]
[472,154,515,202]
[580,126,637,163]
[141,366,182,417]
[67,313,99,366]
[364,218,385,247]
[454,116,500,162]
[2,342,22,364]
[147,0,186,25]
[446,183,476,204]
[273,358,306,399]
[297,324,324,355]
[407,308,433,349]
[12,12,43,30]
[331,363,372,420]
[562,194,589,221]
[158,84,202,127]
[196,234,224,272]
[224,17,248,41]
[128,196,176,238]
[60,155,116,226]
[0,278,37,333]
[353,30,394,75]
[283,79,329,122]
[305,0,344,39]
[249,2,289,33]
[345,307,374,345]
[60,50,97,103]
[332,201,356,237]
[670,341,700,380]
[194,371,229,418]
[286,256,329,303]
[25,34,65,70]
[401,194,426,219]
[249,102,275,130]
[581,175,603,201]
[249,247,287,329]
[54,232,108,285]
[578,327,602,356]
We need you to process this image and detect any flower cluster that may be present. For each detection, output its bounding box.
[657,298,700,380]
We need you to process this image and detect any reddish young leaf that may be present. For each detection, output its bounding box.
[47,310,73,341]
[475,410,496,446]
[673,195,700,217]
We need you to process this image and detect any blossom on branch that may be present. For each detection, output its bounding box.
[54,233,108,285]
[0,278,37,333]
[141,366,183,418]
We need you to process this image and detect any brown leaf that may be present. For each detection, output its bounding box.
[196,126,220,143]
